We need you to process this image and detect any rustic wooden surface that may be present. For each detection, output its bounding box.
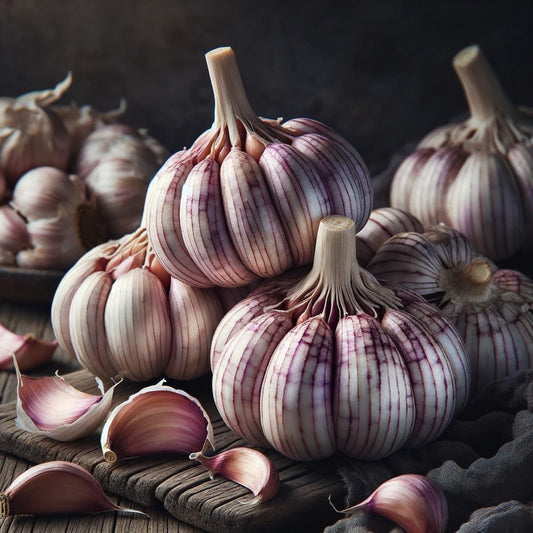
[0,298,344,533]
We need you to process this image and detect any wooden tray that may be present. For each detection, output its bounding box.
[0,370,343,533]
[0,265,65,305]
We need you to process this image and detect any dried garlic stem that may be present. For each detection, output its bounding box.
[441,258,495,303]
[287,215,401,324]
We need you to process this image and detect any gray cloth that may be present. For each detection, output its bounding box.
[325,369,533,532]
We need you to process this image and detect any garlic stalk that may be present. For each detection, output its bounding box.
[211,215,470,461]
[77,124,168,238]
[0,460,144,517]
[101,381,214,463]
[190,447,280,505]
[0,320,57,371]
[51,226,238,382]
[13,356,119,442]
[389,44,533,260]
[145,46,372,288]
[0,74,72,186]
[332,474,448,533]
[368,224,533,395]
[0,166,107,270]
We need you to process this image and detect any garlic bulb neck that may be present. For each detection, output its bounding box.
[440,258,496,303]
[286,215,401,325]
[205,47,291,155]
[453,45,529,151]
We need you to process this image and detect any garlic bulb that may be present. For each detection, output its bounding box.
[389,44,533,261]
[333,474,448,533]
[0,460,143,517]
[145,46,372,288]
[0,74,72,186]
[51,226,246,382]
[211,215,470,461]
[77,124,168,238]
[101,380,214,463]
[367,224,533,396]
[0,166,107,270]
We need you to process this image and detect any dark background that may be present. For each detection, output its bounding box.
[0,0,531,175]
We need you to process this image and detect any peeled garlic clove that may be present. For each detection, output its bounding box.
[334,474,448,533]
[0,321,57,372]
[14,361,119,441]
[0,460,142,517]
[190,447,280,505]
[101,381,214,463]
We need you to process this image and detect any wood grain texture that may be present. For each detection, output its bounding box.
[0,370,344,532]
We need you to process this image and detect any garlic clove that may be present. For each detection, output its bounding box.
[333,473,448,533]
[189,446,280,505]
[0,204,31,253]
[0,460,144,517]
[0,322,57,372]
[13,360,119,441]
[101,380,214,463]
[212,311,294,447]
[260,316,336,461]
[334,314,416,460]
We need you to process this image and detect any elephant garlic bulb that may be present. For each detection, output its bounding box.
[367,224,533,395]
[389,44,533,260]
[145,46,372,288]
[76,124,168,239]
[211,215,470,461]
[51,226,246,382]
[0,74,72,186]
[0,166,106,269]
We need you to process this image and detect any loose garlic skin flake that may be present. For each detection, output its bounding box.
[145,46,372,288]
[390,45,533,260]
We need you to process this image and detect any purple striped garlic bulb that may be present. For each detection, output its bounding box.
[145,46,372,288]
[389,45,533,261]
[211,215,470,461]
[51,226,248,382]
[367,224,533,396]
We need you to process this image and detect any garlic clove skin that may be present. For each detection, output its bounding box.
[0,460,144,517]
[189,446,280,505]
[0,204,31,254]
[0,321,57,372]
[101,380,215,463]
[334,473,448,533]
[13,359,119,442]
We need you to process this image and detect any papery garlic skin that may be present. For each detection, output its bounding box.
[389,45,533,260]
[51,227,239,382]
[0,460,142,517]
[1,166,107,270]
[334,474,448,533]
[0,74,72,185]
[145,46,372,288]
[77,124,168,238]
[101,381,214,463]
[368,224,533,395]
[212,216,469,461]
[190,447,280,505]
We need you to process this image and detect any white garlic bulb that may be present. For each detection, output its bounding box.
[389,45,533,260]
[368,224,533,395]
[0,166,107,270]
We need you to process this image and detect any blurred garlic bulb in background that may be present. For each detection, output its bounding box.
[0,166,106,269]
[0,74,72,186]
[389,44,533,260]
[77,124,168,238]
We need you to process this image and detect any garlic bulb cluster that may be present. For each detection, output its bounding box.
[389,45,533,260]
[76,124,168,238]
[0,166,106,269]
[51,226,247,382]
[367,224,533,395]
[211,215,470,461]
[145,46,372,288]
[0,74,72,187]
